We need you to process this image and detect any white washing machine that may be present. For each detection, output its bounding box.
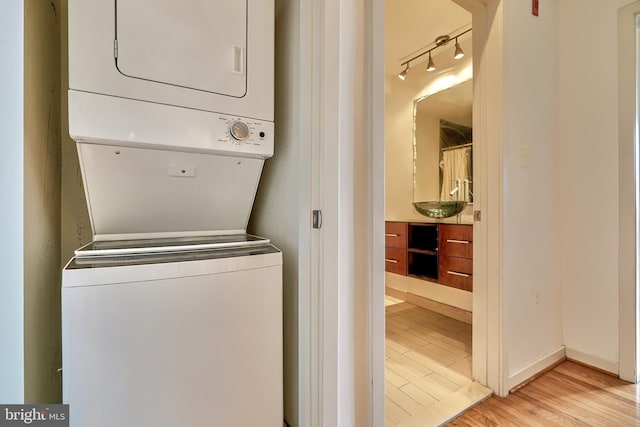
[62,1,281,426]
[62,238,282,427]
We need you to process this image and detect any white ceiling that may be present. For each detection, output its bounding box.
[384,0,472,77]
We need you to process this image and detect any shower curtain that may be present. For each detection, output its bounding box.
[440,146,472,201]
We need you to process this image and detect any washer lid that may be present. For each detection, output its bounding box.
[74,234,271,258]
[115,0,247,97]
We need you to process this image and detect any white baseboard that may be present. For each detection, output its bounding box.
[507,346,566,391]
[565,347,619,376]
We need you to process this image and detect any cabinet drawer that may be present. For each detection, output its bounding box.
[440,255,472,275]
[439,256,473,291]
[438,270,473,292]
[385,222,407,249]
[385,247,407,275]
[440,224,472,242]
[439,225,473,259]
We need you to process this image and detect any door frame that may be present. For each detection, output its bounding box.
[370,0,509,422]
[301,0,507,424]
[368,0,508,397]
[618,0,640,384]
[367,0,508,412]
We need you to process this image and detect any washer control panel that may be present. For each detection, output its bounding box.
[214,115,273,157]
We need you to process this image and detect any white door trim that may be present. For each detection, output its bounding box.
[368,0,386,424]
[618,0,640,384]
[466,0,508,396]
[297,0,322,425]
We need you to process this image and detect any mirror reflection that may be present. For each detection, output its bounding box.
[413,78,473,204]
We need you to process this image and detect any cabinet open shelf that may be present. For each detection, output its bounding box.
[407,250,438,279]
[407,223,439,279]
[407,223,438,252]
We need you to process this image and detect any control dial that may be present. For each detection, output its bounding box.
[229,121,250,141]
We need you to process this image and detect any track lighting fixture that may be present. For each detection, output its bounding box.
[397,27,471,80]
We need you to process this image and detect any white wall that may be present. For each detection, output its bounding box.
[500,0,638,385]
[501,0,564,387]
[335,0,375,423]
[0,0,24,403]
[557,0,637,373]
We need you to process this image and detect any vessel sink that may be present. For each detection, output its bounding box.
[413,201,467,219]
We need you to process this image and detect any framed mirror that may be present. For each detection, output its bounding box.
[413,78,473,204]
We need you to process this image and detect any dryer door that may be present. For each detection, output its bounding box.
[115,0,247,97]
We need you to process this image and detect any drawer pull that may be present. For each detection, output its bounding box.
[446,239,470,244]
[447,270,470,278]
[385,259,398,263]
[385,233,400,237]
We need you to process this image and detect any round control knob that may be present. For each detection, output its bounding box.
[229,121,250,141]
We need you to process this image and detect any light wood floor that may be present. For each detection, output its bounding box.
[385,296,474,426]
[447,361,640,426]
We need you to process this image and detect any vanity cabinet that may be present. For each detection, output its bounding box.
[385,222,407,275]
[385,221,473,292]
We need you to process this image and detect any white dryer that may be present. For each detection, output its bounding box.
[62,1,282,426]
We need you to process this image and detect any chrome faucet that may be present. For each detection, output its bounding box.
[463,179,473,202]
[449,179,461,199]
[449,178,473,202]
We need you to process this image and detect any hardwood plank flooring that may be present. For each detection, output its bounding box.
[385,296,474,426]
[447,361,640,426]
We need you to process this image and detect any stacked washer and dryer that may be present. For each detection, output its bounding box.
[62,1,281,426]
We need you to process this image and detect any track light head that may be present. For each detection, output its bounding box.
[398,64,409,80]
[426,52,436,72]
[454,38,464,59]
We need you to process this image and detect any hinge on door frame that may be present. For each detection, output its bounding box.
[114,39,118,59]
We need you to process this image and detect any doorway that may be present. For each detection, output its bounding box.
[296,0,505,424]
[382,2,488,425]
